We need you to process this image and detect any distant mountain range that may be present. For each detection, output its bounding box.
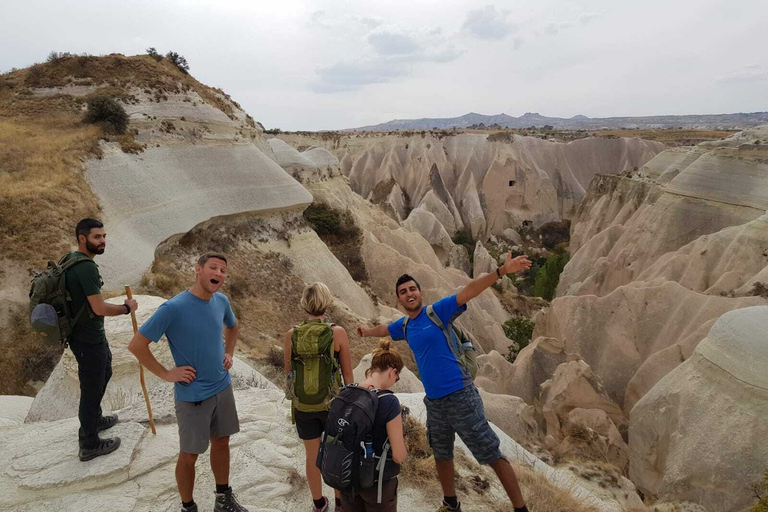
[348,111,768,131]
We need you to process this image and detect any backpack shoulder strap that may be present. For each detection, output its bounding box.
[60,256,97,272]
[401,316,410,339]
[425,305,445,330]
[425,305,460,357]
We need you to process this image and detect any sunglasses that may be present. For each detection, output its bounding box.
[391,368,400,382]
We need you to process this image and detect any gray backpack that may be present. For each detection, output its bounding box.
[29,255,96,346]
[402,305,478,380]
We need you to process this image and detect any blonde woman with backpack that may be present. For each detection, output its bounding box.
[285,283,353,512]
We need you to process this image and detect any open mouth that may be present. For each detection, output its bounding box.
[210,279,220,285]
[407,298,416,304]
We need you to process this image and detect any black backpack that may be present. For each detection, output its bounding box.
[29,254,96,346]
[317,385,400,503]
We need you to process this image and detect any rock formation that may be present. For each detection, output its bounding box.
[630,306,768,511]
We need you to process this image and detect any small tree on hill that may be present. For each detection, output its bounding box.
[533,252,570,301]
[165,51,190,74]
[146,47,163,61]
[84,97,129,134]
[504,317,534,363]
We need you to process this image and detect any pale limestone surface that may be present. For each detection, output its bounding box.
[0,396,33,426]
[87,143,312,289]
[280,132,663,241]
[535,280,765,410]
[266,138,340,184]
[629,306,768,512]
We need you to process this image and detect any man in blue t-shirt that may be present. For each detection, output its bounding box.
[129,253,248,512]
[358,251,532,512]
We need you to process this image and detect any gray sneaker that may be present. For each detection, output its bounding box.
[180,503,198,512]
[214,489,249,512]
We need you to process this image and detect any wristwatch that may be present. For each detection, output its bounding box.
[123,303,131,315]
[495,267,502,279]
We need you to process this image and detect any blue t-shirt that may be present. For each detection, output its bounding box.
[139,290,237,402]
[388,294,468,399]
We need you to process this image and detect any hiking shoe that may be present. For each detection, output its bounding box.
[78,437,121,461]
[180,504,198,512]
[311,497,329,512]
[436,501,462,512]
[97,414,119,432]
[214,489,249,512]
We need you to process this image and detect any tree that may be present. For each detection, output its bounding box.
[503,317,534,363]
[83,97,129,134]
[165,51,190,73]
[533,253,570,301]
[146,47,163,61]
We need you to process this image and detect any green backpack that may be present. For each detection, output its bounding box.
[28,254,96,346]
[290,320,341,413]
[403,305,478,380]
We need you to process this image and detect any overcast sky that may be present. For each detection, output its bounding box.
[2,0,767,130]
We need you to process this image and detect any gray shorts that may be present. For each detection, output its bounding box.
[175,385,240,454]
[424,385,503,465]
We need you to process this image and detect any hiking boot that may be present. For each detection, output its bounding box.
[180,503,198,512]
[214,488,249,512]
[311,497,329,512]
[97,414,119,432]
[436,501,462,512]
[78,437,121,461]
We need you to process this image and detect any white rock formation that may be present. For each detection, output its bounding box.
[629,306,768,512]
[0,396,33,426]
[352,353,424,394]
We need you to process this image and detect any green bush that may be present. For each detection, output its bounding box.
[503,317,534,363]
[83,96,129,134]
[146,47,163,61]
[514,254,547,296]
[452,230,474,246]
[533,253,570,301]
[165,51,190,73]
[304,203,342,236]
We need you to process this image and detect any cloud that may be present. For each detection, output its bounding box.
[308,11,383,31]
[462,5,513,40]
[513,36,524,50]
[715,64,768,83]
[578,11,604,24]
[312,59,408,93]
[544,21,574,36]
[368,31,421,55]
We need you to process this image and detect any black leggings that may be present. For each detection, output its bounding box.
[69,340,113,448]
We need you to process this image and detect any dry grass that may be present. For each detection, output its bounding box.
[595,129,737,147]
[510,463,601,512]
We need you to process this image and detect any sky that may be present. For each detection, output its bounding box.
[2,0,767,131]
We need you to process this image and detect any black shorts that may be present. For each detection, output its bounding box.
[294,409,328,440]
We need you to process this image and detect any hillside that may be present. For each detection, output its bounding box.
[349,111,768,131]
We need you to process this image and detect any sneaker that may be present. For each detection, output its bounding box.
[97,414,119,432]
[214,489,249,512]
[180,504,198,512]
[78,437,121,462]
[436,501,462,512]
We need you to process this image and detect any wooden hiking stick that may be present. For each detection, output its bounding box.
[125,285,156,435]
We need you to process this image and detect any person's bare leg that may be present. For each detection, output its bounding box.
[176,452,199,502]
[210,436,230,486]
[490,458,525,508]
[435,459,456,497]
[303,438,323,500]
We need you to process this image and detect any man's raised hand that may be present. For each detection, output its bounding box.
[164,366,196,383]
[501,251,532,275]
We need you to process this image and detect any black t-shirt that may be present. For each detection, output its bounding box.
[373,393,401,454]
[62,251,106,344]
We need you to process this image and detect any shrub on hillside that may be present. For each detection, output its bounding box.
[533,252,570,301]
[165,51,190,73]
[503,316,534,363]
[146,47,163,61]
[751,282,768,298]
[83,96,129,134]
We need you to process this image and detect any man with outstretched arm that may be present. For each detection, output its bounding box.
[66,218,139,461]
[358,251,532,512]
[128,253,248,512]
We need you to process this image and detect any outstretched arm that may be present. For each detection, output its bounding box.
[357,324,390,338]
[456,251,531,307]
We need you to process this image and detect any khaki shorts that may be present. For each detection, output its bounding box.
[175,385,240,454]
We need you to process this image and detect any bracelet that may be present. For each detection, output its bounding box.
[495,267,502,279]
[123,303,131,315]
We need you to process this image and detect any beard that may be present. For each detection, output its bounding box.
[403,299,422,312]
[86,240,105,254]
